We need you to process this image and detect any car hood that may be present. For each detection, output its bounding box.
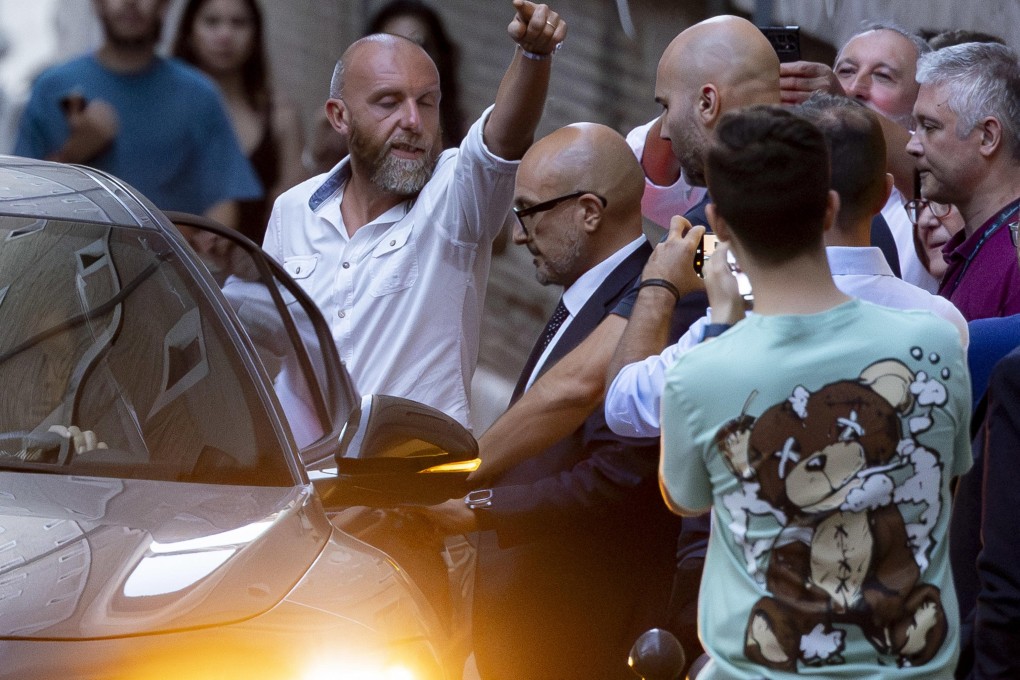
[0,472,330,639]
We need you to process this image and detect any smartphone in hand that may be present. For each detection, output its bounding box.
[759,25,801,63]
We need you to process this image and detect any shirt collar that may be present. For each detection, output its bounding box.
[308,157,414,230]
[308,158,352,212]
[945,197,1020,262]
[825,246,894,277]
[561,236,646,316]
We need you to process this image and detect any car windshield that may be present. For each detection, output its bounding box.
[0,217,294,486]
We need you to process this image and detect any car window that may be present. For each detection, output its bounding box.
[0,217,294,486]
[169,215,357,469]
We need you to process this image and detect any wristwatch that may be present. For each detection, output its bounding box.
[464,489,494,510]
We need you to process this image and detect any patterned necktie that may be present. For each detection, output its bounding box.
[538,299,569,352]
[512,298,569,401]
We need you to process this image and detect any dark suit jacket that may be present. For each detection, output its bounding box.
[471,240,705,680]
[952,346,1020,680]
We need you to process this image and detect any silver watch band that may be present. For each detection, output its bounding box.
[464,488,493,510]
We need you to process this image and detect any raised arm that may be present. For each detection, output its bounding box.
[483,0,566,160]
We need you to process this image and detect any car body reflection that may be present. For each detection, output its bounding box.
[0,156,471,679]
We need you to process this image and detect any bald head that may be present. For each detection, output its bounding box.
[665,16,781,100]
[330,33,438,99]
[523,123,644,218]
[655,15,781,185]
[514,123,645,286]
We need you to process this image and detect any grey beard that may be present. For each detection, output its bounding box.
[371,153,436,196]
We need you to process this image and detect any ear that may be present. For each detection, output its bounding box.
[578,193,605,234]
[821,190,841,234]
[698,84,721,126]
[706,203,731,241]
[325,99,348,136]
[977,116,1003,158]
[881,173,894,207]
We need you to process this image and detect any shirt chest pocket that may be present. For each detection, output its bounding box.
[282,255,319,304]
[368,226,418,297]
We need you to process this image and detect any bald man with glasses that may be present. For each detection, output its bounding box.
[413,122,698,680]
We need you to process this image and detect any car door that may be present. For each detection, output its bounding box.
[163,212,356,470]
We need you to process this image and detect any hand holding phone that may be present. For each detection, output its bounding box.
[643,215,706,298]
[702,240,752,322]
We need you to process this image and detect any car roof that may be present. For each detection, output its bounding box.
[0,155,162,229]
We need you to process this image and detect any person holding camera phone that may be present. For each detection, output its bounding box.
[780,22,940,292]
[604,93,968,441]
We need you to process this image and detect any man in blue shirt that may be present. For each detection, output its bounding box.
[14,0,260,227]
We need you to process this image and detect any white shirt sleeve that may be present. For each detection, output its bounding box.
[604,314,709,437]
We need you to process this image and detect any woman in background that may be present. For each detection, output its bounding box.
[173,0,305,243]
[909,197,965,282]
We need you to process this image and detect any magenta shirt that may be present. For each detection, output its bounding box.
[938,199,1020,321]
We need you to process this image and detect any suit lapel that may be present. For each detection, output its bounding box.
[532,241,653,382]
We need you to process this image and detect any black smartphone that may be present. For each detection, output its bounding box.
[760,26,801,63]
[697,234,754,302]
[694,233,717,275]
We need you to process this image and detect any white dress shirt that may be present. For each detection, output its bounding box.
[604,246,969,438]
[263,107,517,430]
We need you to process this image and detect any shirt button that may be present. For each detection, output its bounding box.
[338,310,346,318]
[342,262,350,269]
[390,240,396,246]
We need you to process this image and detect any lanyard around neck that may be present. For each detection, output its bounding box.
[946,200,1020,297]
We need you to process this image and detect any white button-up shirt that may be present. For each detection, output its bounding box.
[263,108,517,430]
[604,246,969,438]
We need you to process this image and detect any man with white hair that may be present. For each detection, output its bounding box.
[907,41,1020,320]
[783,22,935,290]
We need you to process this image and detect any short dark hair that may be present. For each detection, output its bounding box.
[796,93,887,230]
[706,105,830,264]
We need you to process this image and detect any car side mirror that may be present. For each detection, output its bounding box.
[316,394,479,507]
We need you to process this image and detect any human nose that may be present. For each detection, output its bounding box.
[917,207,937,230]
[399,100,424,132]
[844,73,869,101]
[905,130,922,157]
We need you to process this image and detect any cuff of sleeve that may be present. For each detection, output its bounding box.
[701,323,733,341]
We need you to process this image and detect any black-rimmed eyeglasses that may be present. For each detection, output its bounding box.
[905,198,952,226]
[512,191,608,238]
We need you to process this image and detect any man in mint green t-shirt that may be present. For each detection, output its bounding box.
[660,105,971,679]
